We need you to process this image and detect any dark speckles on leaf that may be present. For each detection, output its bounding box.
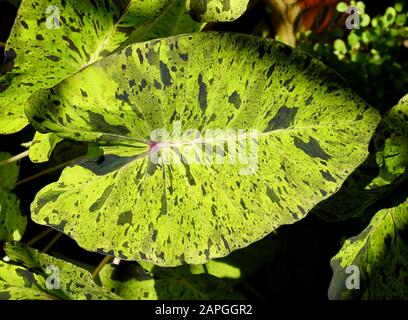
[80,89,88,97]
[62,36,82,59]
[21,21,29,29]
[179,53,188,61]
[152,229,158,242]
[228,91,242,109]
[125,47,132,57]
[294,136,332,160]
[46,55,61,62]
[320,170,337,182]
[139,79,147,92]
[154,80,162,90]
[266,186,280,203]
[198,73,208,112]
[115,91,130,104]
[264,106,298,131]
[117,210,133,226]
[159,61,172,88]
[87,111,130,136]
[90,185,114,212]
[35,190,65,212]
[221,235,230,251]
[306,95,314,105]
[266,64,275,78]
[297,205,306,216]
[36,34,44,41]
[136,48,143,63]
[128,79,136,88]
[283,75,295,88]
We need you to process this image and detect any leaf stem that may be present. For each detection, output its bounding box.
[0,41,5,48]
[0,150,29,166]
[92,255,113,279]
[42,232,63,253]
[26,228,54,246]
[15,157,82,187]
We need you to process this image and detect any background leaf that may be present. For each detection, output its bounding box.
[0,0,203,134]
[0,152,26,241]
[328,194,408,300]
[0,242,121,300]
[315,93,408,222]
[187,0,250,22]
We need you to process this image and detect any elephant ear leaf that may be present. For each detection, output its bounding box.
[0,0,203,134]
[187,0,250,22]
[26,32,380,266]
[369,94,408,187]
[99,263,242,299]
[0,242,121,300]
[329,196,408,300]
[0,152,26,241]
[315,93,408,222]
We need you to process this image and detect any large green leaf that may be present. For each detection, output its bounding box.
[0,152,26,241]
[29,132,64,163]
[329,196,408,299]
[0,0,203,134]
[27,32,380,266]
[0,242,121,300]
[99,262,242,299]
[315,93,408,222]
[186,0,250,22]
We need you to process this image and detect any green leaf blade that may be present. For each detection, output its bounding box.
[27,32,380,266]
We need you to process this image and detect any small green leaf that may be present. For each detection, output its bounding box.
[336,2,348,13]
[29,132,64,163]
[99,263,243,299]
[0,242,121,300]
[0,152,26,241]
[186,0,249,22]
[329,197,408,299]
[27,32,380,266]
[334,39,347,54]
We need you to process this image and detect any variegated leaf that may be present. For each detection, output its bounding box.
[27,32,380,266]
[0,242,121,300]
[329,196,408,299]
[0,152,26,241]
[0,0,203,134]
[187,0,250,22]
